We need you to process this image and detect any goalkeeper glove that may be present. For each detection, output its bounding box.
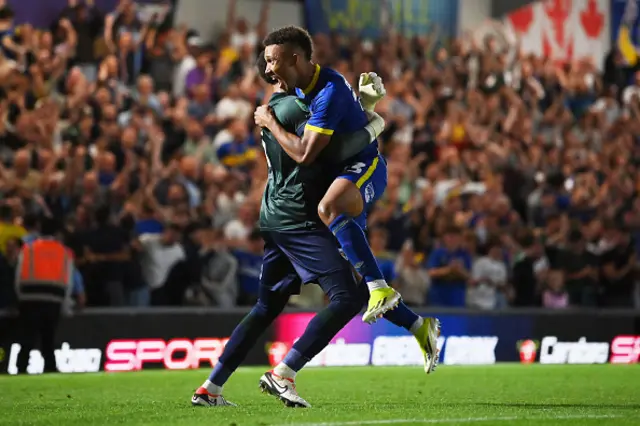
[358,72,386,112]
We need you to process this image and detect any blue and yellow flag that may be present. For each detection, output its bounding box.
[613,0,640,65]
[304,0,458,39]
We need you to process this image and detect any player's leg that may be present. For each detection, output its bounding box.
[258,230,364,408]
[16,302,40,374]
[192,234,300,407]
[318,155,400,323]
[260,268,362,408]
[352,276,441,373]
[349,162,442,372]
[39,302,62,373]
[384,299,440,373]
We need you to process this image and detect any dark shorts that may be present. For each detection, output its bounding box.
[259,229,357,300]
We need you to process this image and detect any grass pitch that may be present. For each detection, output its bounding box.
[0,364,639,426]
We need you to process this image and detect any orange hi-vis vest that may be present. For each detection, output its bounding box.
[16,238,74,303]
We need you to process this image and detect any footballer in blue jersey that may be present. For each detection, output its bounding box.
[191,52,440,409]
[255,25,402,324]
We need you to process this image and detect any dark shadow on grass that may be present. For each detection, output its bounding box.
[472,402,640,410]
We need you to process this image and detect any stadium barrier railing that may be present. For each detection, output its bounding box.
[1,307,638,374]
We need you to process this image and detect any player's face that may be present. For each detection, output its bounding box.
[264,44,298,90]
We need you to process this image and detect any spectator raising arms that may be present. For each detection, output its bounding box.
[0,1,639,310]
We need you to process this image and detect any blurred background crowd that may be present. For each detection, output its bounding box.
[0,0,639,311]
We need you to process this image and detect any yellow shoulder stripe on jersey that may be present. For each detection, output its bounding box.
[303,64,321,94]
[305,124,334,135]
[356,156,379,188]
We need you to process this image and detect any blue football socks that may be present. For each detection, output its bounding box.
[383,300,421,331]
[329,214,386,286]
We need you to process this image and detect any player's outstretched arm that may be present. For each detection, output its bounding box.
[319,72,386,163]
[319,111,385,163]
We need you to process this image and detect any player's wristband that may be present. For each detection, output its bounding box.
[364,111,385,141]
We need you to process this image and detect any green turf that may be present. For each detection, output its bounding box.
[0,365,639,425]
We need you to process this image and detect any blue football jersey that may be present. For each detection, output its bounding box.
[295,65,379,161]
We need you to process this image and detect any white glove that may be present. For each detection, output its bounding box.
[359,72,386,112]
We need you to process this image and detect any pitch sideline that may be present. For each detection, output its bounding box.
[280,413,624,426]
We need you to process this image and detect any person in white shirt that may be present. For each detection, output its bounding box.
[172,37,197,98]
[137,224,186,304]
[226,0,271,51]
[215,83,252,121]
[223,201,258,247]
[215,179,246,228]
[468,238,508,310]
[623,71,640,107]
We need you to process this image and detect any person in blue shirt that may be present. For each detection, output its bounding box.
[0,7,20,61]
[21,213,41,245]
[135,203,164,236]
[232,229,264,305]
[427,225,473,307]
[255,25,402,324]
[215,118,258,171]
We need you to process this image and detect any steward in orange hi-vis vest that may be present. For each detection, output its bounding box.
[14,217,85,375]
[16,239,74,304]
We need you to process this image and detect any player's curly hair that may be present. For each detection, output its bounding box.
[263,26,313,60]
[255,51,277,85]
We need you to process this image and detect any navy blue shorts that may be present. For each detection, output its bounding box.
[338,153,387,229]
[259,229,357,301]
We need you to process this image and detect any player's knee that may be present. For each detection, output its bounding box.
[343,297,364,317]
[318,196,362,225]
[253,297,285,319]
[317,200,337,225]
[329,291,363,316]
[251,299,270,318]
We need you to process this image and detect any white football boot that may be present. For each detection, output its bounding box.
[258,370,311,408]
[191,387,236,407]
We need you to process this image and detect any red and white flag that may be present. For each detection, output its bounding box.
[505,0,610,67]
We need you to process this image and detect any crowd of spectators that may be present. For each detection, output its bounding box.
[0,0,639,310]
